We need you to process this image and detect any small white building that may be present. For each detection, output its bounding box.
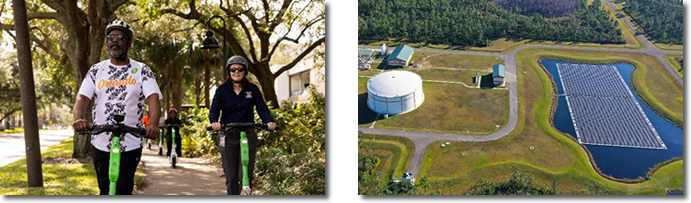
[271,50,325,103]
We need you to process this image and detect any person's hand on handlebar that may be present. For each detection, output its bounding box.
[267,122,276,131]
[73,118,89,132]
[211,122,221,131]
[146,124,159,139]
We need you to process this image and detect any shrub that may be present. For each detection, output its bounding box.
[254,147,325,195]
[179,107,218,158]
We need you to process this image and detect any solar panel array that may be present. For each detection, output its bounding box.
[557,63,666,149]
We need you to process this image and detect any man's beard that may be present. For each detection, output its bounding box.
[108,45,128,62]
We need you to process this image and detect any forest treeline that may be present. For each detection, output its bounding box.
[622,0,682,45]
[497,0,577,18]
[358,0,624,47]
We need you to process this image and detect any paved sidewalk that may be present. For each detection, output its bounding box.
[134,145,227,195]
[0,129,74,167]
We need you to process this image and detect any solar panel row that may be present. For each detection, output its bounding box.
[556,63,666,149]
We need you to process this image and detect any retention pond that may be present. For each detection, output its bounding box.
[541,59,683,179]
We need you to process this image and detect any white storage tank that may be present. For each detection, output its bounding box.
[367,71,424,115]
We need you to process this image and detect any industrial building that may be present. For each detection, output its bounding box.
[492,64,505,86]
[367,71,424,115]
[386,45,414,67]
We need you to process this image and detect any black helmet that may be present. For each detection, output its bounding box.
[105,20,134,41]
[226,55,248,76]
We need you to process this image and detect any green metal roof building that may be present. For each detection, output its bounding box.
[386,45,414,67]
[492,64,505,78]
[492,64,506,86]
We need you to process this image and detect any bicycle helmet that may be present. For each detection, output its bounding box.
[169,108,178,113]
[105,20,134,41]
[226,55,248,76]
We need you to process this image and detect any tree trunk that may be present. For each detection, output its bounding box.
[163,86,170,119]
[203,51,211,108]
[0,0,197,157]
[254,63,278,108]
[13,0,43,186]
[194,74,201,107]
[170,62,183,111]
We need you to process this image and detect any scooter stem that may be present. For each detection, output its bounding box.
[240,131,250,192]
[109,136,121,195]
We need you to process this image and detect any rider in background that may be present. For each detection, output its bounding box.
[209,55,276,195]
[72,20,161,195]
[143,112,151,127]
[164,108,183,158]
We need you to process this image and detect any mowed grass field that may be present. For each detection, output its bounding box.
[358,54,509,134]
[370,82,508,134]
[414,48,683,194]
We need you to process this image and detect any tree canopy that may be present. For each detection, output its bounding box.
[623,0,683,45]
[0,0,324,157]
[358,0,624,47]
[498,0,578,18]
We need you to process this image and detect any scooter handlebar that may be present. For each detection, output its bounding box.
[206,122,279,131]
[77,124,148,138]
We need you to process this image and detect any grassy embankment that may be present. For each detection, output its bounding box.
[358,134,415,180]
[663,55,683,78]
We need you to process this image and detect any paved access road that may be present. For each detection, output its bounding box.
[358,1,682,177]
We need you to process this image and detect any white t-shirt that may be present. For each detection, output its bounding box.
[77,59,162,152]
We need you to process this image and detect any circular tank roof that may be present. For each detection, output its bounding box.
[367,71,422,98]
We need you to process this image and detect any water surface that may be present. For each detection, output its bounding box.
[541,59,683,179]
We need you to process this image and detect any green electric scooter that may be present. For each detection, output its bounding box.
[166,124,181,168]
[77,114,148,195]
[157,128,164,155]
[207,122,277,195]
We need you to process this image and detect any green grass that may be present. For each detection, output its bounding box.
[359,53,501,82]
[0,128,25,134]
[362,36,639,54]
[663,55,683,78]
[410,52,503,69]
[362,81,509,135]
[413,48,683,194]
[359,135,415,179]
[0,137,146,195]
[650,43,683,52]
[358,54,510,132]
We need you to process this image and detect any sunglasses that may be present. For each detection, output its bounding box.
[106,34,128,42]
[229,67,245,73]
